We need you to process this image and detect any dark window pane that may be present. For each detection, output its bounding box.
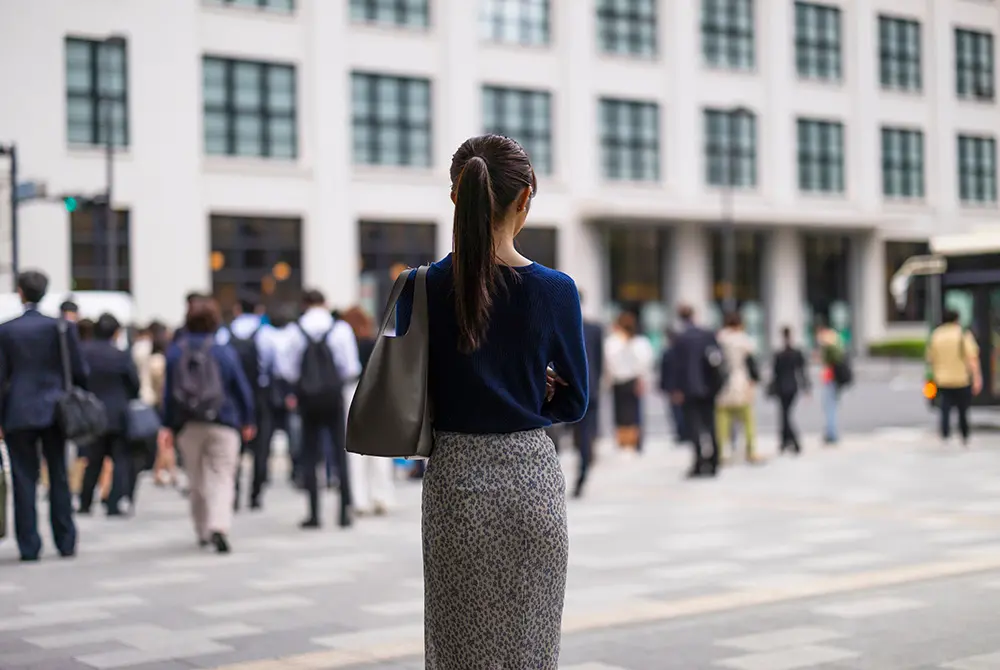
[65,37,129,147]
[596,0,657,57]
[351,73,432,167]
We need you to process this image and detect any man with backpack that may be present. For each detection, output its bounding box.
[218,299,279,511]
[275,289,361,529]
[663,304,725,479]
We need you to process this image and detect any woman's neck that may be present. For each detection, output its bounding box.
[494,232,531,268]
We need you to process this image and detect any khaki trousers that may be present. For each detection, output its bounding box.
[177,422,240,539]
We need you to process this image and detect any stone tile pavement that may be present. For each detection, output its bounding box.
[2,427,1000,669]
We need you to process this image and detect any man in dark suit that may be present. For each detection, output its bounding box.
[572,298,603,498]
[0,270,88,560]
[664,304,721,479]
[78,314,141,516]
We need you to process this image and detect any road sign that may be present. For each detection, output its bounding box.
[15,181,47,202]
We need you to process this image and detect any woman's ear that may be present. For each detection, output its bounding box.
[516,186,531,212]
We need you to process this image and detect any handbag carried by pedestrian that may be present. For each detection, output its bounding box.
[126,399,162,443]
[55,320,108,444]
[347,266,432,459]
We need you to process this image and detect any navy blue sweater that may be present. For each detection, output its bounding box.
[398,254,589,434]
[163,334,255,431]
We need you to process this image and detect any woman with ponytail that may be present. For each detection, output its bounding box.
[397,134,588,668]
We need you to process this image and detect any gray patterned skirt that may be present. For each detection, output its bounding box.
[423,428,568,670]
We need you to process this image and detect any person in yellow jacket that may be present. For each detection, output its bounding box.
[927,309,983,446]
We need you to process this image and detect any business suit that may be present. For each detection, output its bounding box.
[572,320,603,497]
[665,322,721,477]
[0,308,88,560]
[770,346,809,453]
[78,339,141,515]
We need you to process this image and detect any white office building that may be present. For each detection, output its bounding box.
[1,0,998,350]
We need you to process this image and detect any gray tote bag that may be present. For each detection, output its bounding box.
[347,266,432,459]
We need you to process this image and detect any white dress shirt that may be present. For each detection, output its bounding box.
[217,313,279,387]
[274,307,361,385]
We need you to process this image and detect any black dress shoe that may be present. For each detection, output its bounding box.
[338,510,353,529]
[20,555,40,563]
[300,518,321,530]
[249,498,262,511]
[211,532,230,554]
[59,551,76,559]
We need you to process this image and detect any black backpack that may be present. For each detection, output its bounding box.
[229,326,260,390]
[171,338,226,424]
[296,323,342,414]
[703,340,730,398]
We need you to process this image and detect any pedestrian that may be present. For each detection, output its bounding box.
[395,134,588,669]
[60,299,80,323]
[665,304,722,479]
[715,311,761,464]
[267,304,303,486]
[275,289,360,530]
[927,309,983,446]
[162,297,255,553]
[341,306,395,515]
[659,328,687,444]
[0,270,88,561]
[605,311,653,453]
[769,326,810,454]
[814,318,846,444]
[137,322,175,485]
[77,313,141,516]
[572,292,604,498]
[218,299,279,511]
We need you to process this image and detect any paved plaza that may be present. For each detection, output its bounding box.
[3,421,1000,669]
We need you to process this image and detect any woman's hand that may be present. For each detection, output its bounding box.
[546,367,567,402]
[158,428,174,453]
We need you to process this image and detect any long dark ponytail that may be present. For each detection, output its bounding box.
[450,134,536,353]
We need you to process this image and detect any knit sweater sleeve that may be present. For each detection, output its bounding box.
[542,274,589,424]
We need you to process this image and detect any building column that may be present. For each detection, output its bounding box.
[850,231,886,352]
[562,218,604,321]
[765,227,805,349]
[670,223,711,324]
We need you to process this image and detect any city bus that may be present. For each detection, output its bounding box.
[891,231,1000,407]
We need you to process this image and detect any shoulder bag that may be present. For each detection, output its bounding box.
[347,266,432,459]
[55,320,108,444]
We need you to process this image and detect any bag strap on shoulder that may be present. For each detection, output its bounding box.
[56,319,72,392]
[377,266,429,338]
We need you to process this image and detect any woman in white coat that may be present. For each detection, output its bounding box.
[341,306,395,515]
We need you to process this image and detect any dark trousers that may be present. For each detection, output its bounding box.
[939,385,972,441]
[683,397,719,475]
[668,401,687,443]
[778,393,801,453]
[236,396,275,506]
[573,401,599,496]
[7,426,76,559]
[79,433,130,514]
[301,407,351,523]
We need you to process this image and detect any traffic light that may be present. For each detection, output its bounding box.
[64,196,79,213]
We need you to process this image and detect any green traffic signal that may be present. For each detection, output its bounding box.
[64,196,78,213]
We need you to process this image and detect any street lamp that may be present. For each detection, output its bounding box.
[720,105,752,317]
[0,143,18,289]
[102,34,126,291]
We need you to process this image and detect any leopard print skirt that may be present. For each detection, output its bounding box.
[423,429,568,670]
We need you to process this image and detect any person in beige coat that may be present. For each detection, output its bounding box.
[716,311,760,463]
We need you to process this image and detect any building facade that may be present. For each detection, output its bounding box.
[0,0,998,350]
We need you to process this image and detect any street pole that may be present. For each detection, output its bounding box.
[720,113,737,317]
[7,145,17,290]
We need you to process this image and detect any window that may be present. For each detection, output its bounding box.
[350,0,428,28]
[210,215,302,313]
[794,2,841,81]
[879,15,921,92]
[958,134,997,204]
[203,57,297,159]
[65,37,128,147]
[481,0,549,46]
[701,0,754,70]
[515,226,558,269]
[596,0,657,58]
[704,108,756,187]
[204,0,294,12]
[797,119,845,193]
[956,29,995,102]
[352,73,432,167]
[881,127,924,198]
[609,228,665,303]
[885,241,929,323]
[359,221,437,317]
[482,86,553,174]
[599,98,659,181]
[710,230,763,305]
[70,208,130,293]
